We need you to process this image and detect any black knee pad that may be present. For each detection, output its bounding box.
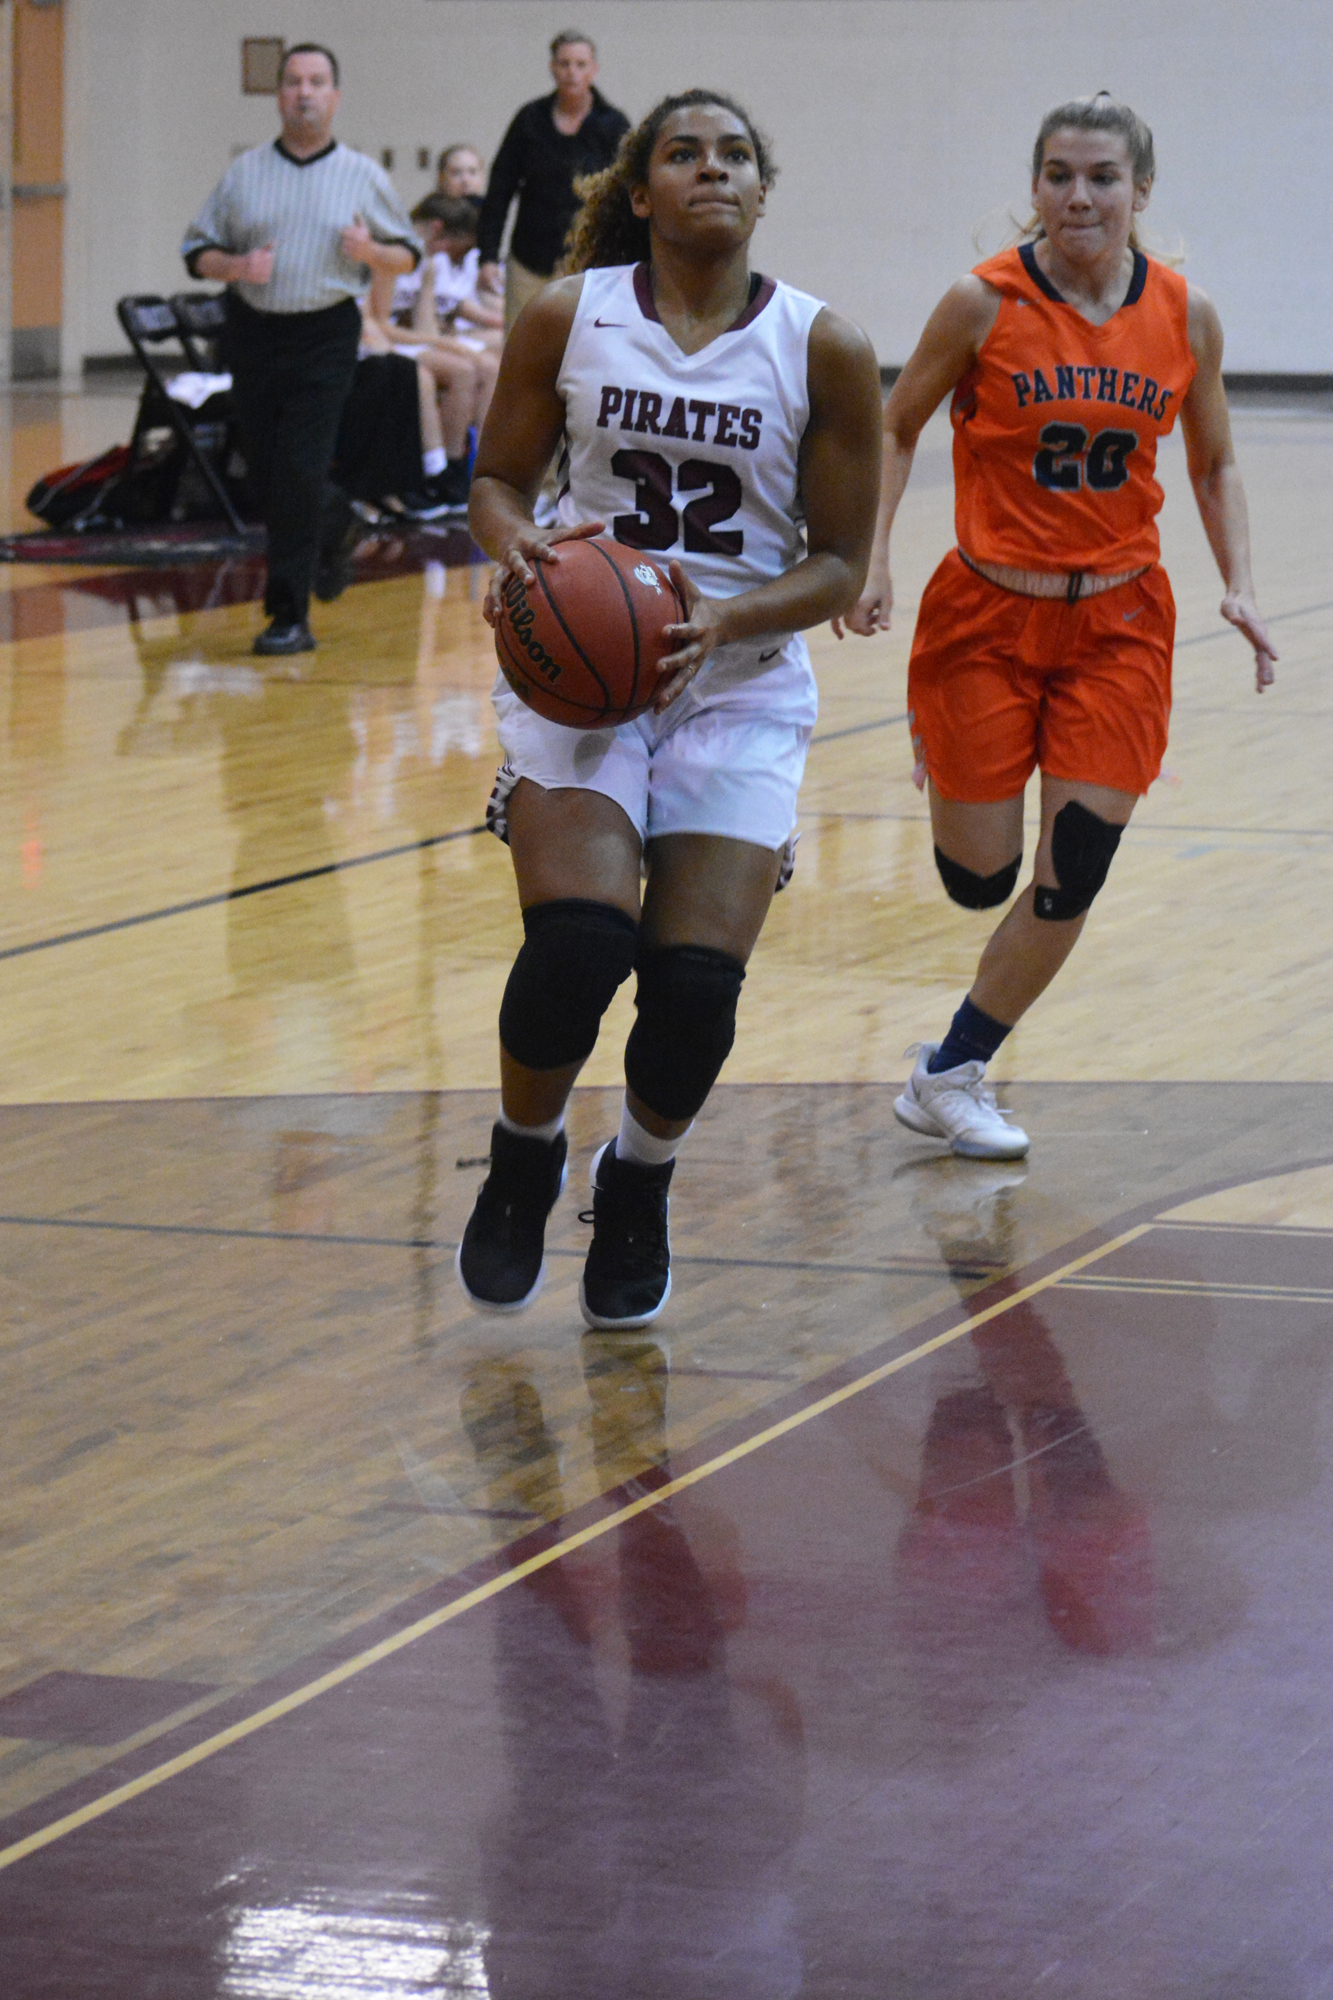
[935,846,1023,910]
[499,899,637,1069]
[1033,801,1123,922]
[624,945,746,1123]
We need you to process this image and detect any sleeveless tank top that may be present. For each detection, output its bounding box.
[952,244,1196,573]
[553,262,826,724]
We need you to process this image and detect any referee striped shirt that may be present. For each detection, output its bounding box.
[181,140,421,315]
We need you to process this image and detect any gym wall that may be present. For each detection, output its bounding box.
[64,0,1329,376]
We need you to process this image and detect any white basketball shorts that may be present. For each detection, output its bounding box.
[489,680,813,855]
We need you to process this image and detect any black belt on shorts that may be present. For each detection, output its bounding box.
[958,548,1151,605]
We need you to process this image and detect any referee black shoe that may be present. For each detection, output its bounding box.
[456,1122,568,1313]
[579,1143,674,1331]
[253,618,316,656]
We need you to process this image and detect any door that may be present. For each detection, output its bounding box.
[11,0,63,378]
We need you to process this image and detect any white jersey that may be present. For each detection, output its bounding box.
[392,247,482,318]
[435,245,482,316]
[555,261,826,726]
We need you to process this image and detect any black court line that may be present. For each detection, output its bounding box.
[0,1210,974,1282]
[1174,595,1333,648]
[10,590,1322,967]
[808,711,908,747]
[1130,822,1333,839]
[0,1211,1151,1875]
[378,1501,540,1523]
[0,1213,442,1250]
[672,1363,801,1382]
[0,824,487,964]
[803,602,1332,718]
[800,808,1333,840]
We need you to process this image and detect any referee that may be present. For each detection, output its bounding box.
[182,44,420,655]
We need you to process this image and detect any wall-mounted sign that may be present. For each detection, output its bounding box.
[241,38,285,96]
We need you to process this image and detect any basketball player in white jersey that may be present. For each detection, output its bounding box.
[457,89,881,1330]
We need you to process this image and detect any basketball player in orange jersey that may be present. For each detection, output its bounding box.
[841,92,1276,1160]
[456,90,881,1327]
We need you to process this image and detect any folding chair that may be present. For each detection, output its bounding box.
[168,289,230,371]
[114,293,248,534]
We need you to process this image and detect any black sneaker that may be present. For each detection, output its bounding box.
[579,1142,674,1331]
[253,618,316,656]
[390,480,454,522]
[391,463,470,521]
[456,1122,568,1313]
[440,457,471,507]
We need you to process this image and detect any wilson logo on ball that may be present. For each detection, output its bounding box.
[494,537,687,731]
[500,573,563,685]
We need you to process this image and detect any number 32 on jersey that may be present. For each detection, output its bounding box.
[611,449,744,556]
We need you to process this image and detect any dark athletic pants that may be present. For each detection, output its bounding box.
[225,294,361,625]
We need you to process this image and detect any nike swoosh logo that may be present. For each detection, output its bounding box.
[594,318,626,328]
[758,646,782,663]
[1123,606,1145,621]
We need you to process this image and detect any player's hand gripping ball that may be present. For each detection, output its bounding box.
[494,537,688,729]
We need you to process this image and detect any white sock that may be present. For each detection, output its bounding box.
[422,446,447,477]
[614,1099,689,1168]
[498,1106,563,1143]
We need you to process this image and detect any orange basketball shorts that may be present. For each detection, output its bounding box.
[906,551,1175,801]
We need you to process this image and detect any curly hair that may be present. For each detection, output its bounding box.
[561,89,777,274]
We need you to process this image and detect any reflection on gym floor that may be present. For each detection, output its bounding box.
[4,389,1333,1993]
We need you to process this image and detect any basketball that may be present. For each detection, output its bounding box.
[493,536,688,729]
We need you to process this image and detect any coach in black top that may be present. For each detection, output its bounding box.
[477,30,629,330]
[182,44,419,654]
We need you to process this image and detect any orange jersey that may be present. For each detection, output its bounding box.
[952,245,1196,573]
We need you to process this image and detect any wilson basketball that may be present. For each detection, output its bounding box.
[494,537,688,729]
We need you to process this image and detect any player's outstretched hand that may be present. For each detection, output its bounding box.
[655,563,728,711]
[1221,588,1278,691]
[481,520,605,630]
[832,559,893,639]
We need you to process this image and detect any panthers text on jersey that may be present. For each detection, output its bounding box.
[953,245,1196,574]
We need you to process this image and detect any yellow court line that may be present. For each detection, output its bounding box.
[1059,1275,1333,1303]
[0,1220,1151,1876]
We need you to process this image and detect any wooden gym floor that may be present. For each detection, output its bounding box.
[1,379,1332,1997]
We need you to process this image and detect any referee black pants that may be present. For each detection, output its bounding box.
[225,294,361,625]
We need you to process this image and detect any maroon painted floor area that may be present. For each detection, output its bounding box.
[0,1672,216,1747]
[4,1194,1333,1997]
[0,519,483,643]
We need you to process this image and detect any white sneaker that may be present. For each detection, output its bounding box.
[894,1044,1030,1160]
